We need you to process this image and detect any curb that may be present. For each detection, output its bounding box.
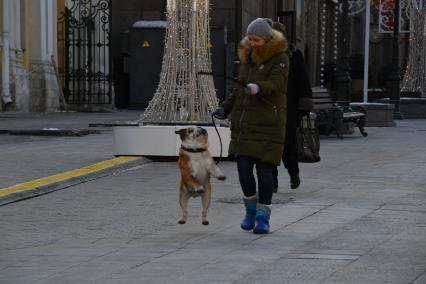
[0,157,150,206]
[0,129,101,136]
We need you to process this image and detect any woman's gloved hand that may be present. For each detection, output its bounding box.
[212,107,226,119]
[246,83,260,95]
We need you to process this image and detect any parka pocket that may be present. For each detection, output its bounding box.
[247,97,278,126]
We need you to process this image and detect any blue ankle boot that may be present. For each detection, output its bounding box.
[240,196,257,231]
[253,204,271,234]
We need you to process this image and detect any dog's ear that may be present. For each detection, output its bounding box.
[175,128,186,140]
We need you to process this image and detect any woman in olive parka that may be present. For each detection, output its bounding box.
[213,18,289,234]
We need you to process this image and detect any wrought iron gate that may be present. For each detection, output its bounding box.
[57,0,112,105]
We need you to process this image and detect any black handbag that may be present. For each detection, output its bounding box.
[297,115,321,163]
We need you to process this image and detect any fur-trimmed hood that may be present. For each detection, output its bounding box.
[238,30,288,65]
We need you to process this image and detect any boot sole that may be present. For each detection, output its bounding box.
[253,229,269,234]
[241,225,255,231]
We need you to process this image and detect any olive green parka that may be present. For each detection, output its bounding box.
[222,30,289,165]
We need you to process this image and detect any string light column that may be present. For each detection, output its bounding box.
[142,0,218,124]
[388,0,403,119]
[319,0,327,89]
[401,2,426,97]
[336,0,352,106]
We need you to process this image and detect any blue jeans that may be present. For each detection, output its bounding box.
[236,155,274,205]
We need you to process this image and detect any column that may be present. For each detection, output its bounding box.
[8,0,30,111]
[28,0,60,112]
[2,0,12,106]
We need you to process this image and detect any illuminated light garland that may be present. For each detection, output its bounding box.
[319,0,327,88]
[401,3,426,97]
[141,0,218,124]
[348,0,367,15]
[374,0,411,33]
[333,4,339,66]
[319,0,339,88]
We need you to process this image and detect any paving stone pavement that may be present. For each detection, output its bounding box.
[0,110,141,189]
[0,116,426,284]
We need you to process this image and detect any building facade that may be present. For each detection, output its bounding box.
[112,0,410,108]
[1,0,410,112]
[0,0,60,112]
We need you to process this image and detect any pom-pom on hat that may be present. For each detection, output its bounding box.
[246,18,273,39]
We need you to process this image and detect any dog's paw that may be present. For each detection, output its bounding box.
[218,175,226,181]
[178,219,186,224]
[202,220,209,225]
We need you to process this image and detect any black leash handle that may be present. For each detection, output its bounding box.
[211,114,223,164]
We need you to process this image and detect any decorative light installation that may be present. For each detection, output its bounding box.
[337,1,368,15]
[333,4,339,71]
[375,0,411,32]
[348,0,367,15]
[401,1,426,96]
[340,1,412,32]
[319,0,339,89]
[141,0,218,124]
[319,0,327,88]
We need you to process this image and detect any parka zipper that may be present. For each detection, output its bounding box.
[235,67,253,154]
[248,64,278,116]
[235,63,279,154]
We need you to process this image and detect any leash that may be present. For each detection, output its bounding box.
[199,71,225,164]
[211,114,223,164]
[199,71,276,111]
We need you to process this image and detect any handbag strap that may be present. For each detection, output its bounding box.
[300,115,313,129]
[306,116,313,129]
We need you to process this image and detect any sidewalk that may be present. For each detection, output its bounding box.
[0,110,143,192]
[0,110,141,131]
[0,113,425,283]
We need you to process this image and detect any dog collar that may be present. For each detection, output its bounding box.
[181,146,207,153]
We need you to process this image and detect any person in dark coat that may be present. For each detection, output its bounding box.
[271,21,313,191]
[213,18,289,234]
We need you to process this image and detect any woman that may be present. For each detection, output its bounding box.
[271,21,313,192]
[213,18,289,234]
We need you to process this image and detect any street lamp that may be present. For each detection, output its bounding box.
[388,0,403,119]
[336,0,351,107]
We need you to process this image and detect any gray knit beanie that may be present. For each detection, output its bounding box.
[246,18,273,39]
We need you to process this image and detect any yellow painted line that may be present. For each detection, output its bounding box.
[0,156,141,197]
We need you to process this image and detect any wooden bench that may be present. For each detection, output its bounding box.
[311,87,368,139]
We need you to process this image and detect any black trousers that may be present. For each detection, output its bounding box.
[273,126,299,187]
[237,156,274,205]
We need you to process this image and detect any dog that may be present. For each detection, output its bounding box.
[175,126,226,225]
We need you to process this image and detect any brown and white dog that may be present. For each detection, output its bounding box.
[175,126,226,225]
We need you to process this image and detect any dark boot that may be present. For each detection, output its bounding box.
[290,173,300,189]
[272,166,278,193]
[272,185,278,193]
[240,196,257,231]
[253,204,271,234]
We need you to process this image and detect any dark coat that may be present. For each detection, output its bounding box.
[222,30,289,165]
[286,44,313,128]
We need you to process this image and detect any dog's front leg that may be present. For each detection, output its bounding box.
[179,185,191,224]
[201,183,212,225]
[208,161,226,181]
